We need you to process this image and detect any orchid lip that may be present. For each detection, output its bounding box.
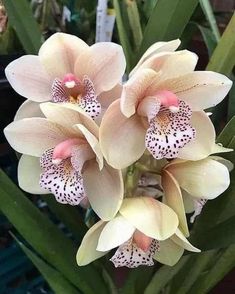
[52,138,83,162]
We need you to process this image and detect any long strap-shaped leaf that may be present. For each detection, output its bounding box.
[12,234,80,294]
[40,195,87,242]
[0,169,107,294]
[144,256,190,294]
[189,244,235,294]
[137,0,199,58]
[113,0,133,73]
[168,250,217,294]
[207,12,235,75]
[2,0,42,54]
[206,13,235,126]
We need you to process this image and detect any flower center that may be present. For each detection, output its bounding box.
[133,230,153,252]
[155,90,180,113]
[51,74,101,119]
[137,90,180,121]
[52,138,85,165]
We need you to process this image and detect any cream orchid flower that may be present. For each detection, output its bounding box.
[76,197,200,268]
[162,156,231,234]
[5,33,126,120]
[100,40,232,169]
[4,102,123,221]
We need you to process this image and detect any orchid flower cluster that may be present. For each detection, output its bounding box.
[4,33,233,268]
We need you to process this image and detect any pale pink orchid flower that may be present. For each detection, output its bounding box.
[162,156,232,236]
[5,32,126,120]
[4,103,123,221]
[76,197,200,268]
[100,40,232,169]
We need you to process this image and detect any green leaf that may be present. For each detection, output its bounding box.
[144,256,190,294]
[2,0,42,54]
[40,195,87,242]
[142,0,158,19]
[125,0,143,50]
[0,169,107,294]
[201,13,235,127]
[228,82,235,120]
[12,234,80,294]
[190,216,235,250]
[207,12,235,75]
[168,250,217,294]
[138,0,199,58]
[189,245,235,294]
[193,22,217,56]
[122,267,154,294]
[113,0,133,73]
[199,0,220,42]
[217,116,235,146]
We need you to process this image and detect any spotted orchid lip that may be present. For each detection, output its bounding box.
[190,199,207,223]
[145,100,196,160]
[39,142,95,206]
[110,237,160,268]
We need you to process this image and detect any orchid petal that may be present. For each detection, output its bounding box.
[5,55,52,102]
[76,221,107,266]
[135,50,198,81]
[131,39,180,76]
[4,118,69,157]
[211,144,233,154]
[74,124,103,170]
[155,50,198,81]
[167,158,230,199]
[162,170,189,237]
[40,102,99,138]
[119,197,178,240]
[39,32,89,78]
[210,156,234,172]
[97,214,135,251]
[172,229,200,252]
[156,71,232,111]
[182,190,195,213]
[75,42,126,95]
[98,84,122,109]
[100,99,146,169]
[18,155,48,194]
[178,111,215,160]
[153,238,184,266]
[14,100,44,121]
[96,84,122,125]
[83,160,124,221]
[120,68,158,117]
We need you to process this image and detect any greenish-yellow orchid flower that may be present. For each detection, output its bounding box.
[4,102,123,221]
[100,40,232,169]
[76,197,199,268]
